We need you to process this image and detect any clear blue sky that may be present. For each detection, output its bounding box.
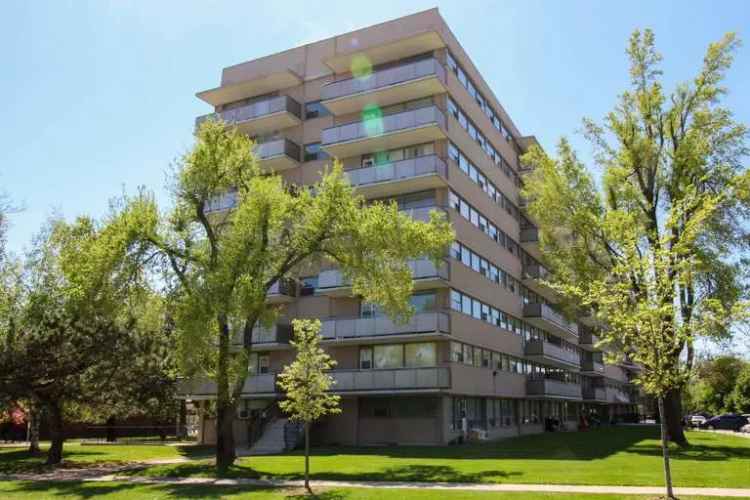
[2,0,748,252]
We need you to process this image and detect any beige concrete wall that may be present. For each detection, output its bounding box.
[450,363,527,398]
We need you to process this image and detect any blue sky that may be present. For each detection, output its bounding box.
[2,1,749,352]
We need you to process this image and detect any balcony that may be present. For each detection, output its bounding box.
[177,374,278,398]
[267,278,297,304]
[522,263,557,299]
[526,377,582,400]
[606,386,634,404]
[331,367,451,393]
[178,367,451,399]
[520,227,543,262]
[345,155,449,198]
[256,138,301,172]
[578,326,601,351]
[524,339,580,370]
[321,58,447,115]
[582,386,607,402]
[318,259,449,296]
[232,324,292,347]
[580,358,605,375]
[321,106,447,159]
[196,95,302,137]
[523,303,579,341]
[399,205,448,222]
[320,311,450,342]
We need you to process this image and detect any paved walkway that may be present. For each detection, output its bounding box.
[4,472,750,498]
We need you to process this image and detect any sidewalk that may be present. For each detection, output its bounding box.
[4,473,750,498]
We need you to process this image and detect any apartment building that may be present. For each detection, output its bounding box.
[180,8,640,447]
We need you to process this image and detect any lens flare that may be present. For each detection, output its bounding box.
[351,54,373,80]
[362,103,383,137]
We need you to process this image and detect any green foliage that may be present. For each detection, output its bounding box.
[521,29,749,398]
[0,216,176,462]
[114,119,453,406]
[729,363,750,413]
[683,356,747,414]
[277,319,341,424]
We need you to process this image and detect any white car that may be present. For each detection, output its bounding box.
[690,415,708,427]
[741,423,750,433]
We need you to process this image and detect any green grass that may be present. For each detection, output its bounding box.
[0,482,723,500]
[0,442,212,474]
[133,428,750,488]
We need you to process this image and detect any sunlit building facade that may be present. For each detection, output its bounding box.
[181,8,640,447]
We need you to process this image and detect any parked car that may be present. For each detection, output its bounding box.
[740,423,750,434]
[701,414,748,431]
[688,414,709,427]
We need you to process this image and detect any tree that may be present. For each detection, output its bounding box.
[729,363,750,413]
[686,356,746,414]
[114,120,453,472]
[277,319,340,492]
[521,30,749,499]
[0,217,172,464]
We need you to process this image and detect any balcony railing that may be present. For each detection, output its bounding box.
[580,358,605,374]
[318,259,449,290]
[331,367,451,392]
[320,311,450,340]
[231,324,292,346]
[523,303,579,339]
[606,387,634,404]
[525,339,580,368]
[526,377,582,399]
[399,205,448,222]
[523,263,551,282]
[345,155,447,188]
[520,227,539,244]
[177,373,278,396]
[267,278,297,302]
[196,95,302,129]
[321,106,446,147]
[321,58,446,101]
[583,386,607,401]
[257,138,301,162]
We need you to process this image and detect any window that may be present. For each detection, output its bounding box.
[462,344,473,366]
[305,100,330,119]
[450,290,462,311]
[304,142,329,162]
[482,350,491,368]
[450,341,463,363]
[473,347,482,367]
[359,347,373,369]
[258,354,270,374]
[410,291,436,313]
[405,342,436,367]
[374,344,403,369]
[300,276,318,296]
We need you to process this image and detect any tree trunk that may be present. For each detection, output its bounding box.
[304,421,311,493]
[664,388,687,446]
[46,402,64,465]
[28,407,40,454]
[657,396,676,499]
[215,316,236,473]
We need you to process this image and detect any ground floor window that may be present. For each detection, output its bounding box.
[360,397,439,419]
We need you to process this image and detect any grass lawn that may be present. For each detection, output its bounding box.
[133,427,750,488]
[0,482,724,500]
[0,442,212,474]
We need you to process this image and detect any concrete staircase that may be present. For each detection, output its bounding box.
[248,418,289,455]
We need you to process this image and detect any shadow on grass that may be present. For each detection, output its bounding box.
[3,480,324,499]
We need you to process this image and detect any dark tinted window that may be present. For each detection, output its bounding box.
[304,142,329,162]
[305,101,330,119]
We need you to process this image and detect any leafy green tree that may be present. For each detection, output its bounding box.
[277,319,340,492]
[0,218,172,464]
[729,363,750,413]
[521,30,749,498]
[689,356,746,414]
[113,120,453,471]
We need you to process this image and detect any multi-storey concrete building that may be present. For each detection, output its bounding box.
[181,8,640,447]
